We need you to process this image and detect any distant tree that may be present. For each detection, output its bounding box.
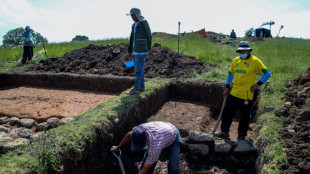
[245,28,254,37]
[72,35,89,42]
[2,27,48,47]
[261,20,275,31]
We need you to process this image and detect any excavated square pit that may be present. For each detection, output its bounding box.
[0,72,259,174]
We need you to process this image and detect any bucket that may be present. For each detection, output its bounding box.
[124,60,134,68]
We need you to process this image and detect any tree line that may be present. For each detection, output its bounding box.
[1,27,89,47]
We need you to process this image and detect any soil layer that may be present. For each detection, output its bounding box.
[26,43,207,78]
[0,86,117,122]
[276,67,310,174]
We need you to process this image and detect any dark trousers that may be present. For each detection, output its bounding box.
[220,94,253,137]
[22,46,33,64]
[140,130,182,174]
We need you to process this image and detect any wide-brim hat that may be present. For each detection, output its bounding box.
[236,41,252,52]
[131,125,147,152]
[126,8,145,22]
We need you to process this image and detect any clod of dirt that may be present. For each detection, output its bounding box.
[276,67,310,174]
[27,43,207,78]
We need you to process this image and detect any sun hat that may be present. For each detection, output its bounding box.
[127,8,145,22]
[236,41,252,52]
[131,125,147,152]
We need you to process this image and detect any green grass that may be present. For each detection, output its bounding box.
[1,36,310,173]
[0,78,170,174]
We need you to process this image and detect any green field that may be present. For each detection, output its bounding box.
[0,35,309,173]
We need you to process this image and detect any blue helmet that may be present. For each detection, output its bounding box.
[25,26,31,31]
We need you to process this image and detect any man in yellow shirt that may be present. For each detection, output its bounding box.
[216,41,271,140]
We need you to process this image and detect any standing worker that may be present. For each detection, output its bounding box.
[111,121,182,174]
[126,8,152,95]
[230,29,237,47]
[215,41,271,140]
[21,26,35,64]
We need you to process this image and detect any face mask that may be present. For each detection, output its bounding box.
[239,53,248,59]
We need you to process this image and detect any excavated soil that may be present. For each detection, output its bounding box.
[26,43,207,78]
[0,86,117,122]
[114,101,258,174]
[147,101,257,141]
[275,67,310,174]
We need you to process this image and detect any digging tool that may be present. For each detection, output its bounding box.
[211,96,227,136]
[112,150,126,174]
[249,80,270,120]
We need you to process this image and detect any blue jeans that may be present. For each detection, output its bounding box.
[140,131,182,174]
[231,38,235,46]
[133,54,145,90]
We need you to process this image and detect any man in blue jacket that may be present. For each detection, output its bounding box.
[21,26,35,64]
[127,8,152,95]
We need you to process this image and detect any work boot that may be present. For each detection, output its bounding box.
[140,88,145,92]
[214,132,230,140]
[236,135,246,141]
[126,90,140,95]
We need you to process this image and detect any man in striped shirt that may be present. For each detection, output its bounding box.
[111,121,182,174]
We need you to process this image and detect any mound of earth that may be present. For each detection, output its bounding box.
[275,67,310,173]
[27,43,207,78]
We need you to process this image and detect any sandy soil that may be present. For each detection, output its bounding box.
[0,86,117,122]
[147,100,257,140]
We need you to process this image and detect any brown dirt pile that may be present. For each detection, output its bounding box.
[27,43,207,78]
[275,67,310,174]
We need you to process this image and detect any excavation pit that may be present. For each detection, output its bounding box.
[0,72,259,174]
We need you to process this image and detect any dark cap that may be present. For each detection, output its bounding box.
[236,41,252,52]
[131,125,147,152]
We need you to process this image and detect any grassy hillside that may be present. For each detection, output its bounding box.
[0,35,309,173]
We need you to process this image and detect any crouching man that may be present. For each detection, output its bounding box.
[111,121,182,174]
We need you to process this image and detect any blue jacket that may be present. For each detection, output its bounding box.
[22,32,35,46]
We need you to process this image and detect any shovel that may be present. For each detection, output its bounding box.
[211,96,227,136]
[112,150,126,174]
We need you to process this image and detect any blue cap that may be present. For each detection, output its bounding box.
[131,125,147,152]
[25,26,31,31]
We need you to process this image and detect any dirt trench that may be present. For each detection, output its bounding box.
[0,43,263,173]
[0,73,259,173]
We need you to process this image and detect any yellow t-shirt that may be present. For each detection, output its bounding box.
[229,55,268,100]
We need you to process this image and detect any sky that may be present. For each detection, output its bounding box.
[1,0,310,44]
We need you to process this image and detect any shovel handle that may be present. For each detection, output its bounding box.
[211,96,227,136]
[112,150,126,174]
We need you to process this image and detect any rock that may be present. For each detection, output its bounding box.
[30,132,44,142]
[7,128,25,138]
[0,125,10,133]
[47,117,60,128]
[284,102,292,108]
[0,132,7,138]
[19,118,36,128]
[188,144,209,155]
[59,118,73,125]
[2,138,30,153]
[36,122,49,132]
[188,130,213,142]
[274,107,289,116]
[234,139,256,153]
[19,129,33,139]
[0,137,13,147]
[9,117,19,126]
[214,139,232,153]
[297,108,310,121]
[0,117,9,124]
